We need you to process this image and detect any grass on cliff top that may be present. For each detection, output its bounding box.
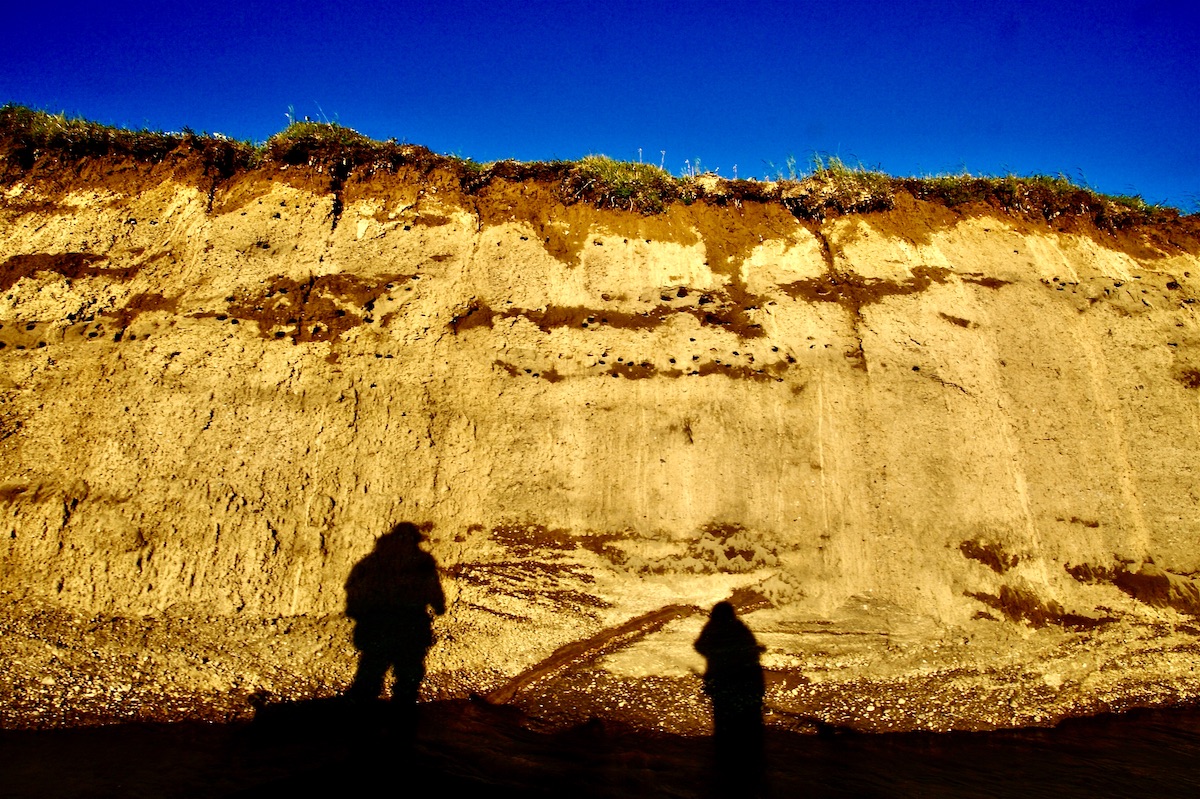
[0,104,1182,229]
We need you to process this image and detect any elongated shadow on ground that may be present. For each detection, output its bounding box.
[694,601,767,797]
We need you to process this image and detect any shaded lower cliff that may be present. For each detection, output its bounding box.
[2,118,1200,733]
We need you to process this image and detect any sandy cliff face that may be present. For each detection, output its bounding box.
[2,144,1200,733]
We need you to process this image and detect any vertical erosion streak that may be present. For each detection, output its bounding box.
[288,560,305,616]
[769,389,788,528]
[297,399,331,614]
[990,371,1044,573]
[635,381,649,526]
[816,379,831,567]
[1077,322,1152,557]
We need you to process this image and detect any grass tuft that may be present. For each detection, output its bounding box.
[0,104,183,170]
[779,154,895,219]
[566,155,681,213]
[0,104,258,181]
[262,121,379,167]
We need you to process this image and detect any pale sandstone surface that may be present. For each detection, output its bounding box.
[2,156,1200,733]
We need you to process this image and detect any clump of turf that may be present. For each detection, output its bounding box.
[779,154,895,220]
[565,155,685,213]
[896,172,1175,230]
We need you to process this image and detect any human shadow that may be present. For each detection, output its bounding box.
[694,601,766,796]
[344,522,445,729]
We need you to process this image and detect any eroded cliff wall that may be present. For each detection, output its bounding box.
[3,148,1200,733]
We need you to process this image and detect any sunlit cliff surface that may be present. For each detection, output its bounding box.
[2,110,1200,733]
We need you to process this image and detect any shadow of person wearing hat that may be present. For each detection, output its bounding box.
[344,522,446,722]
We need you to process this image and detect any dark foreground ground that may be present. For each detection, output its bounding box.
[3,698,1200,798]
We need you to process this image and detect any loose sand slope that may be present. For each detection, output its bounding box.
[2,141,1200,733]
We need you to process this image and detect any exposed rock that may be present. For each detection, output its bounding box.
[3,134,1200,734]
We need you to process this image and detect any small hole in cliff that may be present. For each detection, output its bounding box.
[336,310,346,317]
[274,331,285,339]
[16,345,24,350]
[128,334,136,340]
[216,315,227,321]
[88,332,98,338]
[912,366,920,371]
[230,319,239,325]
[25,323,35,331]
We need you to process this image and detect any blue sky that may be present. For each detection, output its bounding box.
[3,0,1198,208]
